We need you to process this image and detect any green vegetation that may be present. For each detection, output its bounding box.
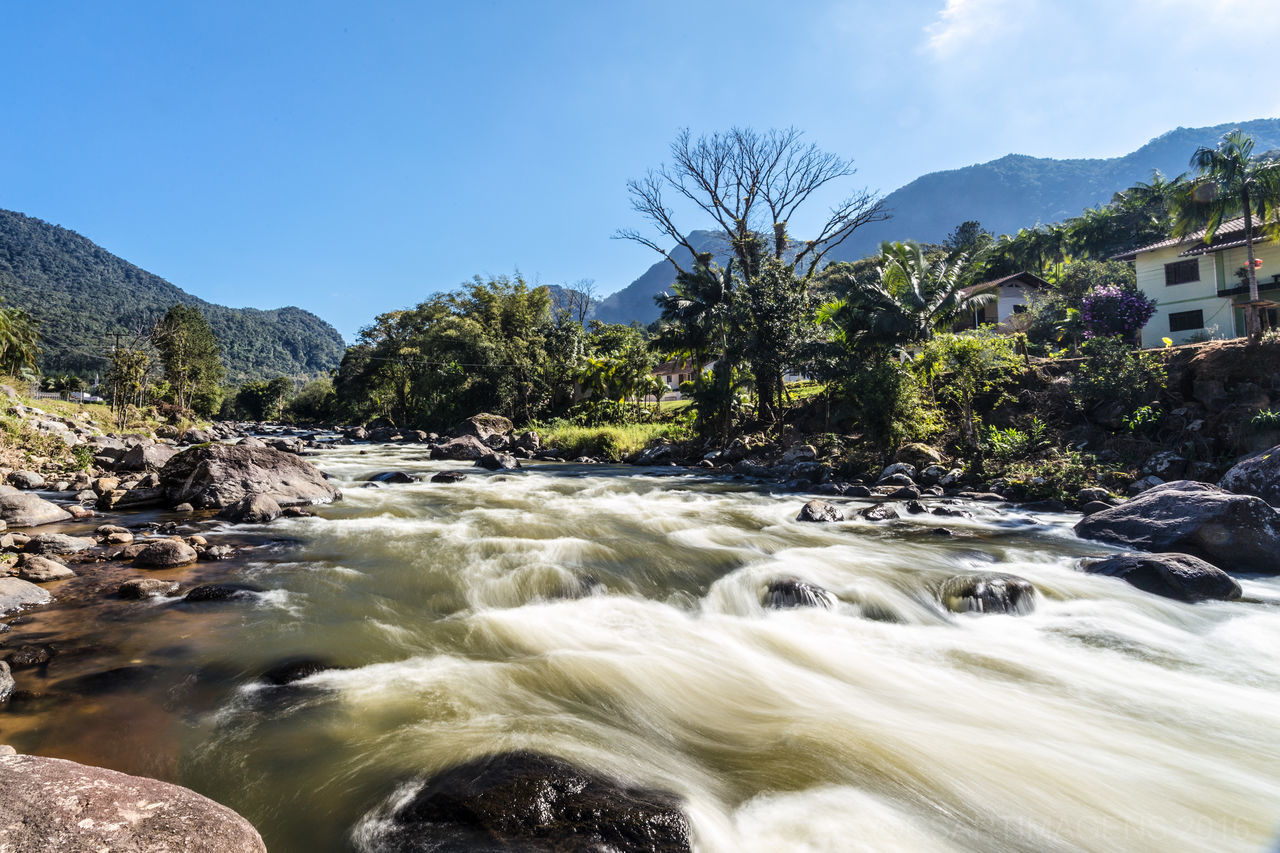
[0,209,345,380]
[153,305,225,415]
[532,421,693,460]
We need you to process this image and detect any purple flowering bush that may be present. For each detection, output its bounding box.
[1081,285,1156,339]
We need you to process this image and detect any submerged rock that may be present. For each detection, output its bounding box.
[940,572,1036,615]
[368,471,416,484]
[1074,480,1280,574]
[0,754,266,851]
[260,657,338,686]
[354,751,690,853]
[118,577,181,599]
[1081,552,1242,603]
[796,499,843,523]
[430,471,467,484]
[475,451,521,471]
[762,578,835,609]
[183,583,262,603]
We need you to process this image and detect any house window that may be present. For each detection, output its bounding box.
[1165,259,1200,285]
[1012,304,1027,314]
[1169,309,1204,332]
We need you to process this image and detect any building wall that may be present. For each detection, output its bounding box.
[996,282,1033,322]
[1135,240,1280,346]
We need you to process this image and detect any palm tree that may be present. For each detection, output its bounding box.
[1173,130,1280,342]
[821,241,996,356]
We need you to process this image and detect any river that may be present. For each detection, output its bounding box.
[3,443,1279,852]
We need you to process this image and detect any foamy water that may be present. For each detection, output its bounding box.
[8,443,1280,851]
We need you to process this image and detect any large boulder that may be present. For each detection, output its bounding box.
[160,444,341,509]
[0,577,52,616]
[0,493,71,528]
[6,471,44,490]
[433,434,490,461]
[354,751,689,852]
[23,533,95,556]
[15,555,75,582]
[1219,444,1280,506]
[1074,480,1280,574]
[455,413,513,442]
[1081,552,1242,603]
[0,754,266,851]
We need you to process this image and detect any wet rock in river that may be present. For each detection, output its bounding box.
[183,583,262,603]
[260,657,338,686]
[940,572,1036,615]
[0,754,267,851]
[430,471,467,484]
[118,577,181,599]
[0,493,72,528]
[433,434,490,461]
[133,539,198,569]
[1074,480,1280,574]
[763,578,835,609]
[355,751,690,853]
[6,644,53,669]
[1081,552,1242,603]
[796,499,843,523]
[15,554,75,582]
[199,544,235,561]
[0,577,52,615]
[859,504,900,521]
[475,451,521,471]
[217,493,282,524]
[368,471,416,484]
[23,533,95,556]
[0,661,12,701]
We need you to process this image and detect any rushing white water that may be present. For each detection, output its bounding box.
[11,443,1280,851]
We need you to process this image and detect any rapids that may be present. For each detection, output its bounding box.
[3,442,1279,852]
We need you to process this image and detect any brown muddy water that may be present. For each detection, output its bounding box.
[2,443,1279,852]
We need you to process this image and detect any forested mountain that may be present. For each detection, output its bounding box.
[597,118,1280,326]
[0,209,345,381]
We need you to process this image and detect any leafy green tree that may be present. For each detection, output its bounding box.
[1173,129,1280,341]
[0,300,40,378]
[152,304,226,415]
[235,376,293,421]
[284,377,336,423]
[821,241,994,356]
[105,338,155,431]
[915,329,1022,448]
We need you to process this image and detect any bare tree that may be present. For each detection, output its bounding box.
[616,127,889,281]
[565,278,597,325]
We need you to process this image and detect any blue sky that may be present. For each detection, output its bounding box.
[3,0,1278,341]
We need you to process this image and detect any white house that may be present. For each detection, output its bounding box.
[957,271,1050,330]
[1117,217,1280,348]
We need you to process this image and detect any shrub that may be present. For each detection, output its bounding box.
[1072,336,1167,415]
[984,418,1049,464]
[1123,404,1163,434]
[1080,285,1156,339]
[1251,409,1280,431]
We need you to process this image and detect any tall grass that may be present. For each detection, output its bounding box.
[535,422,690,459]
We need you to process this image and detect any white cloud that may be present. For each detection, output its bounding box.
[925,0,1027,59]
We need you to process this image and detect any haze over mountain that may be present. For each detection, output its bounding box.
[0,209,345,381]
[595,118,1280,326]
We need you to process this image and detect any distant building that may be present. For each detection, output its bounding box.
[1116,217,1279,347]
[653,358,704,397]
[955,272,1050,330]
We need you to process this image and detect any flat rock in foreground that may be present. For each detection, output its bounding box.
[0,577,52,615]
[160,443,340,509]
[0,754,266,852]
[1074,480,1280,574]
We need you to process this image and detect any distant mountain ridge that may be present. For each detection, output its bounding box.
[596,117,1280,326]
[0,209,346,381]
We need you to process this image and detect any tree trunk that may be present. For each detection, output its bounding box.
[1244,192,1263,344]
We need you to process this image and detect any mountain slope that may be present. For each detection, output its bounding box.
[595,231,731,326]
[600,118,1280,326]
[0,209,345,381]
[824,117,1280,263]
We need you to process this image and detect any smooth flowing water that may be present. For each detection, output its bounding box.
[3,443,1280,852]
